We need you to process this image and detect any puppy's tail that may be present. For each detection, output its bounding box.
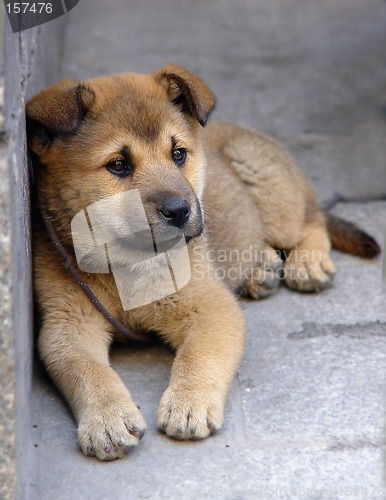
[325,213,381,258]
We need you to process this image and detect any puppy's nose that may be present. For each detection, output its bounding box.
[159,197,191,228]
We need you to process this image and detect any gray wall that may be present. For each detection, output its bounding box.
[3,16,66,500]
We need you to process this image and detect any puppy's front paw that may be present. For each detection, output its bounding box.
[284,249,336,292]
[78,400,146,461]
[157,386,224,440]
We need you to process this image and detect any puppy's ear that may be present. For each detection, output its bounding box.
[154,65,216,126]
[26,80,95,154]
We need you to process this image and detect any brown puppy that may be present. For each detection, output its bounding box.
[26,65,380,461]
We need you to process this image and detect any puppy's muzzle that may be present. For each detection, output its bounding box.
[159,197,191,229]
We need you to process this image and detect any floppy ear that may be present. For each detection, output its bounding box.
[154,65,216,127]
[26,80,95,154]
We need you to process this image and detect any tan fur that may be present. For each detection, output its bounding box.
[26,65,374,461]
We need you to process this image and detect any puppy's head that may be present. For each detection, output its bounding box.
[26,65,216,250]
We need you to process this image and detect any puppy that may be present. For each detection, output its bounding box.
[26,65,380,461]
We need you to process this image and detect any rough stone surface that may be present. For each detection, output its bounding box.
[0,77,16,500]
[3,15,67,500]
[28,0,386,498]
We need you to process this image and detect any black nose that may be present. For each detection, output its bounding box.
[159,197,191,228]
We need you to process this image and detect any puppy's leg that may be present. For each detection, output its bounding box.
[207,123,336,293]
[284,210,336,292]
[38,302,146,461]
[155,280,246,439]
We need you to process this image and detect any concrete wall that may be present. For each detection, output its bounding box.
[3,16,66,500]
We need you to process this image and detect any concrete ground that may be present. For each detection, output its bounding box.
[31,0,386,498]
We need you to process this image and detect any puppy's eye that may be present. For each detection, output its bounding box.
[106,159,133,178]
[172,148,187,167]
